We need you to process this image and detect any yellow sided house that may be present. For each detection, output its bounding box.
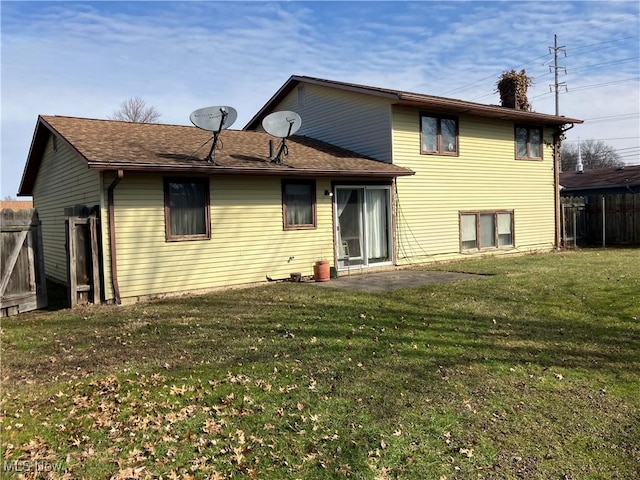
[18,115,413,305]
[246,76,583,268]
[18,76,582,306]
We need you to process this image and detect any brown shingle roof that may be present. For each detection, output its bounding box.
[244,75,583,130]
[560,165,640,193]
[19,115,413,195]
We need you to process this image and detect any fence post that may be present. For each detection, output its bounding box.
[601,196,606,247]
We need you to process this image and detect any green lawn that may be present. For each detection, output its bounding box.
[1,249,639,479]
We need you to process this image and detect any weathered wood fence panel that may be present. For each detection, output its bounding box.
[1,209,47,316]
[561,194,640,247]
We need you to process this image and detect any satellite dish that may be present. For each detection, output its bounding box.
[262,111,302,164]
[190,106,237,131]
[262,111,302,138]
[189,106,237,163]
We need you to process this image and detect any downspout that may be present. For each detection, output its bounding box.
[107,170,124,304]
[554,124,574,250]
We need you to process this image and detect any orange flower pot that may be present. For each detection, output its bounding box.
[313,260,330,282]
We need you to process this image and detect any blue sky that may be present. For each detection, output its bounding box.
[2,1,639,197]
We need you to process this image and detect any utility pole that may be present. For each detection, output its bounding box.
[549,34,568,250]
[549,34,567,116]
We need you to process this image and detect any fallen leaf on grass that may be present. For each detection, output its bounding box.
[459,447,474,458]
[111,466,146,479]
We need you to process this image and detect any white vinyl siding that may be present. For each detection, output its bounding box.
[32,136,102,285]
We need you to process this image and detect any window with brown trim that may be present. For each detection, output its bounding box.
[420,113,459,155]
[460,211,514,251]
[515,125,543,159]
[282,180,316,230]
[164,177,210,241]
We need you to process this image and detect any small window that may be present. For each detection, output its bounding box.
[420,113,458,155]
[282,180,316,230]
[515,126,543,159]
[497,213,513,246]
[164,178,210,241]
[460,211,514,251]
[461,214,477,250]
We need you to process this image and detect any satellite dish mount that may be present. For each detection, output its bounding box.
[206,108,228,163]
[189,106,238,164]
[262,111,302,164]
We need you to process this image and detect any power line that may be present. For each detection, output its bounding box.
[425,29,638,99]
[433,34,638,108]
[563,137,639,142]
[435,51,551,97]
[583,113,639,123]
[567,57,640,73]
[468,35,568,104]
[529,77,639,101]
[565,35,640,54]
[567,77,639,92]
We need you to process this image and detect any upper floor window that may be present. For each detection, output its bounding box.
[420,113,458,155]
[282,180,316,230]
[164,177,210,241]
[515,125,542,159]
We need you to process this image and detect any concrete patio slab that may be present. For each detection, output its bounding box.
[308,269,488,292]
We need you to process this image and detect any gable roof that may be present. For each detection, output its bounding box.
[560,165,640,195]
[19,115,414,195]
[244,75,583,130]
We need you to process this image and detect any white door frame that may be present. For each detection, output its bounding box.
[334,185,393,270]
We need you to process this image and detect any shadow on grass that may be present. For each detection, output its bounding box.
[155,282,638,380]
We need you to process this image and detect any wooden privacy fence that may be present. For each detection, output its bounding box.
[561,194,640,247]
[1,209,47,316]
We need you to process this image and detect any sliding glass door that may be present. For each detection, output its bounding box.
[335,186,392,269]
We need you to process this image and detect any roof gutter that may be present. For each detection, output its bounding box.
[560,184,640,194]
[86,163,415,177]
[107,170,124,304]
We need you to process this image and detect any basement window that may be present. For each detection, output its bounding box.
[460,211,514,251]
[420,113,459,155]
[515,125,542,159]
[164,177,210,241]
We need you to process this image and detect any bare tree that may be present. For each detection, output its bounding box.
[561,139,624,171]
[110,97,161,123]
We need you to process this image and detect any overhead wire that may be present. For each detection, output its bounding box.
[435,51,551,97]
[564,35,640,54]
[441,33,638,103]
